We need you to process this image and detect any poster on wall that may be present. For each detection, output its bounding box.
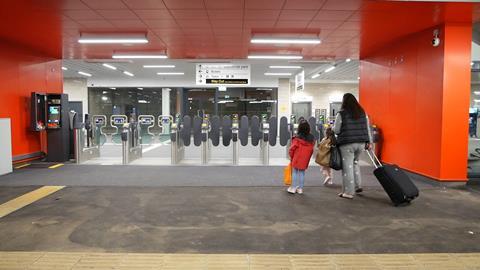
[295,70,305,91]
[196,63,250,86]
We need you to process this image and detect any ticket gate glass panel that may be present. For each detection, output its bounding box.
[138,115,155,145]
[111,115,127,144]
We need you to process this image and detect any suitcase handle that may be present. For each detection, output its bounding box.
[366,149,382,169]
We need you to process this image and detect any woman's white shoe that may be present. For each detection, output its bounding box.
[287,186,296,194]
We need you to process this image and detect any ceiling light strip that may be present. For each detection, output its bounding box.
[78,71,92,77]
[157,72,185,75]
[251,37,320,44]
[248,55,303,60]
[102,63,117,70]
[123,71,134,77]
[269,66,302,69]
[113,54,168,59]
[264,72,292,76]
[143,65,175,68]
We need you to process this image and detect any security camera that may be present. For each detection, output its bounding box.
[432,29,440,47]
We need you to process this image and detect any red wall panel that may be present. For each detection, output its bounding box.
[0,42,62,159]
[360,23,471,181]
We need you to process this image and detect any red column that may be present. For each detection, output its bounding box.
[360,22,472,181]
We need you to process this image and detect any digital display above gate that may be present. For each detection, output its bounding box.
[196,63,250,86]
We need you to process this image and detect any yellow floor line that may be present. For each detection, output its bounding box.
[14,163,30,169]
[0,186,65,218]
[0,252,478,269]
[48,163,64,169]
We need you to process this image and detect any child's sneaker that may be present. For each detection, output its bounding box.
[287,186,296,194]
[296,188,303,194]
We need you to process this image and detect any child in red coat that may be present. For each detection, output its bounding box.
[288,120,315,194]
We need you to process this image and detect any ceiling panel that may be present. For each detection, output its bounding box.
[245,0,286,10]
[77,20,115,28]
[278,10,317,21]
[176,19,211,28]
[275,20,310,28]
[244,10,281,20]
[134,9,173,19]
[64,9,104,20]
[322,0,362,11]
[170,9,209,20]
[108,19,147,28]
[81,0,128,10]
[205,0,245,10]
[122,0,166,9]
[313,10,353,21]
[307,20,343,29]
[163,0,205,9]
[283,0,325,10]
[207,10,244,20]
[7,0,477,61]
[97,9,139,20]
[61,0,90,10]
[143,19,179,28]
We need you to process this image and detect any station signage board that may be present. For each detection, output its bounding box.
[295,70,305,91]
[196,63,250,86]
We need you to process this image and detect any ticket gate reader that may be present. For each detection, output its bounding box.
[138,115,155,145]
[74,122,100,164]
[200,116,210,165]
[92,115,107,145]
[111,115,127,144]
[121,122,142,165]
[170,118,185,164]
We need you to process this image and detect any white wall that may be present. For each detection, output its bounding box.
[0,119,12,175]
[277,78,291,121]
[290,82,359,118]
[63,77,88,115]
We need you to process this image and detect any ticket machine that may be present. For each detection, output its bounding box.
[46,94,70,162]
[110,115,127,144]
[138,115,155,145]
[31,93,70,162]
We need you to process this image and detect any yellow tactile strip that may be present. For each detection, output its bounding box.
[0,186,65,218]
[0,252,478,270]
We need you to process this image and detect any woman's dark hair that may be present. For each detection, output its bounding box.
[297,120,310,136]
[341,93,365,119]
[325,127,334,139]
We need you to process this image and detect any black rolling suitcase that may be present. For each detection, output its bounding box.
[366,150,419,206]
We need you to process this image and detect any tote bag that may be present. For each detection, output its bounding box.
[329,144,343,171]
[315,138,331,167]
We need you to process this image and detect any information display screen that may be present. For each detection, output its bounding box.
[196,63,250,86]
[47,105,61,129]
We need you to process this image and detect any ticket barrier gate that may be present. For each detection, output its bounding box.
[111,115,127,144]
[74,116,101,164]
[121,122,142,165]
[170,118,185,164]
[138,115,155,145]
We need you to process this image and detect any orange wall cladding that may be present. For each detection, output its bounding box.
[360,23,471,181]
[0,42,62,160]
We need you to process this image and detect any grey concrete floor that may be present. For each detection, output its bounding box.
[0,185,479,254]
[0,186,39,205]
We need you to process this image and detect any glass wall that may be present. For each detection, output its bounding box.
[184,87,277,118]
[88,87,177,119]
[89,87,277,120]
